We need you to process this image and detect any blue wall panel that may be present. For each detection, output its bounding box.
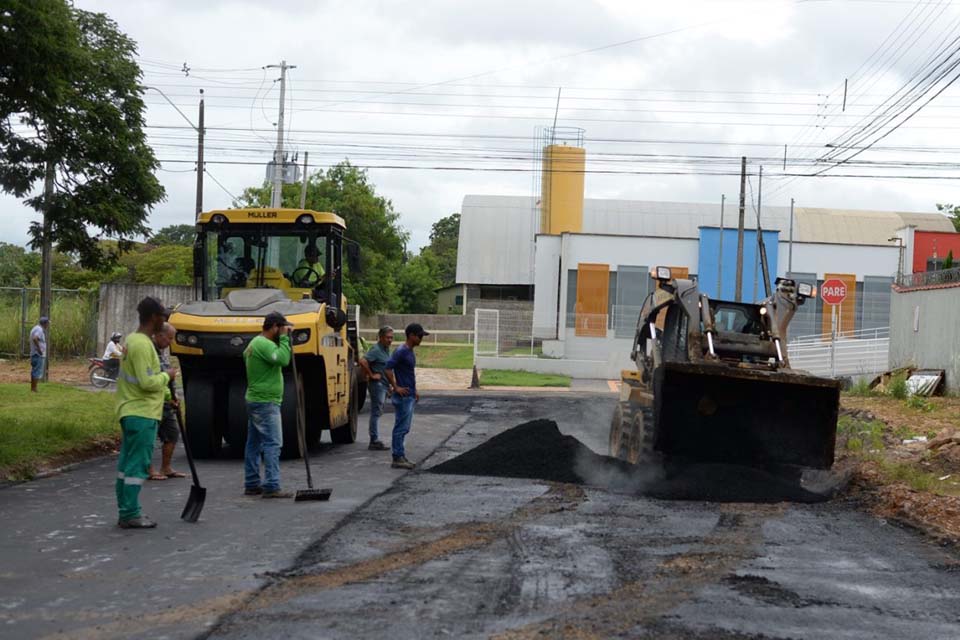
[698,227,779,302]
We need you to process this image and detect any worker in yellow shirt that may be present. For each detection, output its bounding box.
[291,244,326,287]
[114,296,176,529]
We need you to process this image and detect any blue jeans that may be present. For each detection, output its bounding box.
[244,402,283,491]
[30,354,44,380]
[391,395,416,459]
[368,379,388,442]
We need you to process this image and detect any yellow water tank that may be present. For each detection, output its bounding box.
[541,144,585,234]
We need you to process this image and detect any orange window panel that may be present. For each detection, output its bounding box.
[575,263,609,337]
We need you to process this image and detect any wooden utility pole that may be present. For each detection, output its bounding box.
[195,90,205,215]
[39,159,55,380]
[735,156,746,302]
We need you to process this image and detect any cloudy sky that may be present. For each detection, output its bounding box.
[4,0,959,252]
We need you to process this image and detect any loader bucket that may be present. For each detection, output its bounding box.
[653,362,841,469]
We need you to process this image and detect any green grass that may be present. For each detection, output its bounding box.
[837,414,886,452]
[415,345,474,369]
[888,374,909,400]
[0,383,117,480]
[846,378,878,397]
[479,369,571,387]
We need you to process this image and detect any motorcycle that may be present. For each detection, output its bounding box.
[88,357,119,388]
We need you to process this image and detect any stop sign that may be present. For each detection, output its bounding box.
[821,278,847,305]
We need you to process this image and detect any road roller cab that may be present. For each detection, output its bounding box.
[169,208,364,459]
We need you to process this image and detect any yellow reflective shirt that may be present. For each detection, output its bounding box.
[116,332,171,421]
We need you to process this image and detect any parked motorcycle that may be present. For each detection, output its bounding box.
[88,357,119,388]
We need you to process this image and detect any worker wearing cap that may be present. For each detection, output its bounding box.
[294,244,326,287]
[384,323,428,470]
[243,311,293,498]
[115,297,175,529]
[29,316,49,392]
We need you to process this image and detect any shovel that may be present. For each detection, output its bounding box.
[170,380,206,522]
[291,355,332,502]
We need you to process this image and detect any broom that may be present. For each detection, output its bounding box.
[290,350,332,501]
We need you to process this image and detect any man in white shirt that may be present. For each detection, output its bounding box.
[102,332,124,376]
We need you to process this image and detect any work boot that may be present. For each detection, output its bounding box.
[261,489,294,499]
[391,457,415,470]
[118,516,157,529]
[244,487,263,496]
[368,440,388,451]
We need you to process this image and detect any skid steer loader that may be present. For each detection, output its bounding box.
[610,267,841,470]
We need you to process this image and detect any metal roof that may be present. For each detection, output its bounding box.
[455,195,956,284]
[456,195,537,285]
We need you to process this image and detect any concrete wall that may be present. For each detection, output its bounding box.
[97,284,193,354]
[889,283,960,393]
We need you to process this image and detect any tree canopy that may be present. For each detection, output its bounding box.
[0,1,164,269]
[420,213,460,287]
[936,203,960,232]
[238,162,408,312]
[150,224,196,247]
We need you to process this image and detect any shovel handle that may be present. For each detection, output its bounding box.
[169,378,202,488]
[290,354,314,490]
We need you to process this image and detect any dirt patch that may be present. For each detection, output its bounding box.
[0,357,92,386]
[838,396,960,544]
[429,420,835,503]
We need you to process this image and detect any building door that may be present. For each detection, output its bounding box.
[575,263,609,337]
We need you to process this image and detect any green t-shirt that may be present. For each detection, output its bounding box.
[244,334,291,405]
[116,332,171,421]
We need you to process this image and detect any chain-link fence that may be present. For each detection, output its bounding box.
[0,287,99,359]
[473,307,542,358]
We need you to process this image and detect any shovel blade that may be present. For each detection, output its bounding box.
[180,485,207,523]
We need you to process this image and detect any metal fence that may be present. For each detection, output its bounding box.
[0,287,99,358]
[899,267,960,288]
[787,326,889,378]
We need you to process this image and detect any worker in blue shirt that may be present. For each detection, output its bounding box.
[383,323,428,470]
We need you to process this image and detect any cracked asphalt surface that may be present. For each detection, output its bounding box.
[3,391,960,639]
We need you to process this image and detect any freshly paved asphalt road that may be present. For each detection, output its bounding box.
[3,390,960,639]
[0,393,488,639]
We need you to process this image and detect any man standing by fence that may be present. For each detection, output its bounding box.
[384,323,428,470]
[29,316,49,392]
[359,326,393,451]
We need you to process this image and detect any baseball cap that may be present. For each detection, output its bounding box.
[38,316,49,325]
[405,322,430,337]
[263,311,294,329]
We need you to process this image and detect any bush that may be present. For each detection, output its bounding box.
[0,290,97,357]
[887,374,909,400]
[905,395,934,413]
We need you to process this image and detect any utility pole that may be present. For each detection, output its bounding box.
[717,194,725,298]
[40,159,55,380]
[735,156,746,302]
[267,60,296,208]
[196,90,205,215]
[756,165,771,298]
[788,197,795,274]
[299,151,309,209]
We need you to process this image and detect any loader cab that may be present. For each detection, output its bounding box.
[193,209,348,309]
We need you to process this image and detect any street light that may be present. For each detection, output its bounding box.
[888,236,904,284]
[143,85,205,215]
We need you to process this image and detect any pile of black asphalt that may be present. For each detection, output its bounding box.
[429,419,834,504]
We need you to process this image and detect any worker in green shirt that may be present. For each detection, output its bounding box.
[115,296,175,529]
[243,311,294,498]
[291,243,326,287]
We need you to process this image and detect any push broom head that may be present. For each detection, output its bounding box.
[295,487,332,502]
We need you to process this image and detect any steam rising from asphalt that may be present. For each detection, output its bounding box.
[573,448,664,493]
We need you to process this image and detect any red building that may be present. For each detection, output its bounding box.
[912,230,960,273]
